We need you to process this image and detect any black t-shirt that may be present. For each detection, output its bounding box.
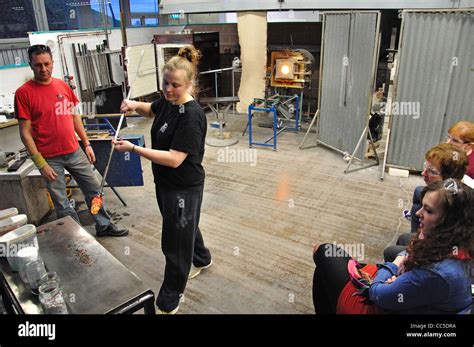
[150,97,207,190]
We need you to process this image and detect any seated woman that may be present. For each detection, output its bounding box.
[383,143,467,262]
[313,179,473,314]
[404,121,473,230]
[447,120,474,180]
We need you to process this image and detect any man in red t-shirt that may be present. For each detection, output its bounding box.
[15,44,128,237]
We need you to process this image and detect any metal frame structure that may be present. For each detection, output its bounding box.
[247,95,299,151]
[300,10,381,174]
[248,105,279,151]
[82,114,142,136]
[31,0,49,32]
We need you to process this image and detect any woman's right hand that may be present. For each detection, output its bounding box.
[120,100,137,113]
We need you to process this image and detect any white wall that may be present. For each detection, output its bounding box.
[267,10,320,22]
[188,13,220,23]
[0,66,33,111]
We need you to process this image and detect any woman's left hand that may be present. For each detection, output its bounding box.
[113,139,134,152]
[385,275,398,284]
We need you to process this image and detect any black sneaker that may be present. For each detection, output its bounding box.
[96,223,129,237]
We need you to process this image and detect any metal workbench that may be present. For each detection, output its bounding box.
[0,216,155,314]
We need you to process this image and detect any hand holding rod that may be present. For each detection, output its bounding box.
[98,49,145,194]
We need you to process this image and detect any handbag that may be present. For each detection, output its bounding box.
[347,258,377,300]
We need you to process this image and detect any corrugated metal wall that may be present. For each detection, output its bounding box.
[387,10,474,170]
[0,47,28,67]
[318,12,379,160]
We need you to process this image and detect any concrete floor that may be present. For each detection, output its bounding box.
[63,111,423,314]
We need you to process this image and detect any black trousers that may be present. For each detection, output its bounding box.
[312,243,351,314]
[382,187,422,261]
[383,232,415,262]
[155,185,212,312]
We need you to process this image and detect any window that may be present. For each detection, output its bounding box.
[129,0,158,27]
[0,1,37,39]
[91,0,121,27]
[0,0,158,39]
[45,0,121,31]
[131,18,142,27]
[145,17,158,26]
[130,0,158,13]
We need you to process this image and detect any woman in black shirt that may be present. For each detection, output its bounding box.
[115,46,212,314]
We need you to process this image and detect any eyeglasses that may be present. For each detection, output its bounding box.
[423,161,441,176]
[443,178,459,195]
[28,44,51,58]
[446,134,466,145]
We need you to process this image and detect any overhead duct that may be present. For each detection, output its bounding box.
[158,0,471,14]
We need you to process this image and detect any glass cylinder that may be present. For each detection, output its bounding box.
[24,259,46,294]
[38,281,68,314]
[38,272,61,288]
[17,247,40,283]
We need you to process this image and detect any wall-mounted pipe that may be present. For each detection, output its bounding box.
[57,29,112,78]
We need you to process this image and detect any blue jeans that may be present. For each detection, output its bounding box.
[44,147,111,229]
[410,186,424,232]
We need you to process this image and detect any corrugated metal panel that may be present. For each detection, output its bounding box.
[318,12,379,160]
[387,11,474,170]
[0,48,28,66]
[443,12,474,136]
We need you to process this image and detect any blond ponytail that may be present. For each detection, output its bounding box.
[177,46,201,67]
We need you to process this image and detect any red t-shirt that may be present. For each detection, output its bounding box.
[15,78,79,158]
[467,151,474,179]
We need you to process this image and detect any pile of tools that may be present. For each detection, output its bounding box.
[72,42,120,102]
